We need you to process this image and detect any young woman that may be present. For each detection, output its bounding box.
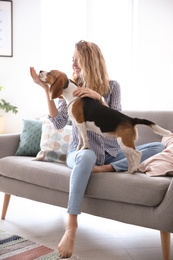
[30,40,164,258]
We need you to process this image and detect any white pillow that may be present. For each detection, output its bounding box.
[33,119,72,163]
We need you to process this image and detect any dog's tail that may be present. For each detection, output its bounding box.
[133,118,172,136]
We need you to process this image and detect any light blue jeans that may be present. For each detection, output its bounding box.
[66,142,164,215]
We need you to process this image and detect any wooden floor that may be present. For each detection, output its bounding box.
[0,193,173,260]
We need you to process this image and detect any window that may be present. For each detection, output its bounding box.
[41,0,173,110]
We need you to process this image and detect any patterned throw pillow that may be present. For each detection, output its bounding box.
[15,119,42,156]
[33,119,72,163]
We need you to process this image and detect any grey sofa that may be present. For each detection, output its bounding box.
[0,111,173,260]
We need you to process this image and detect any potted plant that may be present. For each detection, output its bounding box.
[0,86,18,133]
[0,86,18,114]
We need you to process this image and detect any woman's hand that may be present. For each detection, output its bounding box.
[30,67,49,91]
[30,67,58,117]
[73,87,101,101]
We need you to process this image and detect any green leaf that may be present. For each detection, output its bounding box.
[0,99,18,114]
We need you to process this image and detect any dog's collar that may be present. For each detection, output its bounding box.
[64,79,78,89]
[63,80,69,89]
[69,79,78,86]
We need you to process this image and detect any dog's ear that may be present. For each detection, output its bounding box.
[50,76,65,99]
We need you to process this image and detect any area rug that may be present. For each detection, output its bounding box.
[0,230,82,260]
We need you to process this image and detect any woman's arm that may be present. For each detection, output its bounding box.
[73,87,108,107]
[73,87,101,101]
[30,67,58,118]
[72,81,121,111]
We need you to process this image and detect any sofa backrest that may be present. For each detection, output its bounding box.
[124,111,173,146]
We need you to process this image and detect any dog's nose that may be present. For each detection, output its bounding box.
[39,70,43,73]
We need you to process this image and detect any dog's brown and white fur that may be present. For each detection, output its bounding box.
[39,70,172,173]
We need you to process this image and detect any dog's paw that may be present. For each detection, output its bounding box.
[81,145,89,150]
[126,168,138,174]
[76,145,82,151]
[125,170,135,174]
[76,144,89,150]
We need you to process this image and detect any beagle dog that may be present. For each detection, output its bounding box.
[39,70,172,173]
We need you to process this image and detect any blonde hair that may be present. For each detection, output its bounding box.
[72,40,110,96]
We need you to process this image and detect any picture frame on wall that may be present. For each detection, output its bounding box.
[0,0,13,57]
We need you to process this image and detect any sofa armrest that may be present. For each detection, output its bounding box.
[156,177,173,231]
[0,133,20,158]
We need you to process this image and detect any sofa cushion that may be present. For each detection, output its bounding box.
[0,156,71,192]
[33,119,71,163]
[15,119,42,156]
[0,156,171,207]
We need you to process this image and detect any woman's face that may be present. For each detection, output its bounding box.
[72,49,81,78]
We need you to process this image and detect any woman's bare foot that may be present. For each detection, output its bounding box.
[92,164,115,173]
[58,215,77,258]
[58,228,76,258]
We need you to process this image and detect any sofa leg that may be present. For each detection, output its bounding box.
[160,231,171,260]
[1,193,11,220]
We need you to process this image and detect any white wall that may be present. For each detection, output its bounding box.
[128,0,173,110]
[1,0,173,133]
[0,0,89,133]
[0,0,46,133]
[40,0,88,75]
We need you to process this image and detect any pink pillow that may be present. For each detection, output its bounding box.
[138,134,173,176]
